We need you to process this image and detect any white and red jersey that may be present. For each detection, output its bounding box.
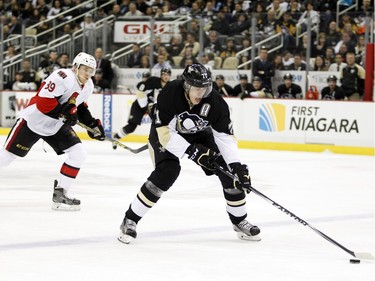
[19,68,94,136]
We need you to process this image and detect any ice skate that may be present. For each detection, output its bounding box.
[118,217,137,244]
[112,133,120,150]
[233,219,261,241]
[51,180,81,211]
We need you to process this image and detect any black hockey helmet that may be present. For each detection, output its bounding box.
[283,73,293,80]
[182,63,213,97]
[160,67,172,76]
[142,71,151,78]
[327,75,337,82]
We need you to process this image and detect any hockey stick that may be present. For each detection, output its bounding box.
[214,163,374,261]
[77,121,148,154]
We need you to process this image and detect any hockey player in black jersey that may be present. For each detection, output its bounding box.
[118,63,261,244]
[112,68,171,149]
[277,73,303,99]
[320,75,345,100]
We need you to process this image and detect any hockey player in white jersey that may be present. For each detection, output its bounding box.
[0,52,105,211]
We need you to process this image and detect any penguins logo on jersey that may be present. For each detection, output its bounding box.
[176,111,209,134]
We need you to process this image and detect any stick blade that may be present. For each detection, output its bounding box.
[354,252,375,261]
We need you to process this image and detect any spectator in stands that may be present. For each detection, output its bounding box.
[154,7,165,18]
[229,13,250,35]
[179,46,198,68]
[204,30,222,55]
[341,21,358,44]
[139,55,150,69]
[28,8,42,27]
[213,74,235,97]
[277,73,303,99]
[315,32,327,56]
[36,15,51,44]
[136,0,149,14]
[298,1,320,32]
[34,0,50,17]
[12,72,37,91]
[47,0,62,19]
[189,2,202,18]
[338,13,358,34]
[153,54,172,70]
[38,49,61,80]
[20,1,33,20]
[335,32,356,54]
[166,35,184,57]
[152,36,164,57]
[18,59,40,87]
[124,2,144,17]
[157,46,173,66]
[109,4,123,19]
[296,34,317,57]
[320,75,345,100]
[58,53,71,68]
[259,9,277,40]
[267,0,288,20]
[340,52,366,100]
[255,2,267,31]
[273,53,284,70]
[94,48,114,84]
[325,47,336,65]
[281,50,294,70]
[325,21,341,48]
[233,74,252,97]
[180,32,200,58]
[94,8,108,21]
[276,11,297,51]
[80,13,96,36]
[313,55,329,71]
[93,69,111,93]
[202,1,216,24]
[144,45,156,64]
[287,0,302,21]
[209,8,230,35]
[328,53,347,72]
[4,45,18,61]
[355,35,366,63]
[202,52,216,72]
[7,16,22,35]
[252,46,275,90]
[219,37,237,61]
[361,0,373,14]
[127,43,143,68]
[119,0,130,15]
[240,76,274,99]
[289,53,307,71]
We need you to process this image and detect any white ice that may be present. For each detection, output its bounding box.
[0,136,374,281]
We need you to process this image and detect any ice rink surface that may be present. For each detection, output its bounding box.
[0,136,374,281]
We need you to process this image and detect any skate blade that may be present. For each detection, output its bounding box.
[236,232,261,241]
[51,202,80,211]
[118,232,134,244]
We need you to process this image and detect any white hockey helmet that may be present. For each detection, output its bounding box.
[72,52,96,75]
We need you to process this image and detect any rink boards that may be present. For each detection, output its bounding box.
[0,91,374,156]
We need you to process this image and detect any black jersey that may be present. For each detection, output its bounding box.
[152,79,240,163]
[277,83,302,99]
[321,86,345,100]
[137,76,165,106]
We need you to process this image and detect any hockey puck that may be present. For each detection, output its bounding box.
[349,259,361,264]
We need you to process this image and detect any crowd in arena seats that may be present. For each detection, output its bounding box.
[1,0,373,100]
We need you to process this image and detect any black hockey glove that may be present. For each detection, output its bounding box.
[230,163,251,194]
[187,144,218,171]
[59,93,79,126]
[87,119,105,141]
